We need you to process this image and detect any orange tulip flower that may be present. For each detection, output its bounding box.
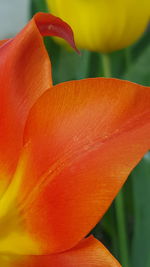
[0,12,150,266]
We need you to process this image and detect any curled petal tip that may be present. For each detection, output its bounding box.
[34,12,79,53]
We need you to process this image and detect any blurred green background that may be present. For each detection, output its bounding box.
[0,1,149,266]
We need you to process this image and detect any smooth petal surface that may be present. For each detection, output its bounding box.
[0,12,77,195]
[12,237,120,267]
[13,78,150,254]
[47,0,150,52]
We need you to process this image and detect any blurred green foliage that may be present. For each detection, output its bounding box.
[124,44,150,86]
[31,0,48,13]
[131,153,150,267]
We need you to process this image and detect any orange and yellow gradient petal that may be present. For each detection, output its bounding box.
[1,78,148,255]
[0,236,120,267]
[0,12,77,197]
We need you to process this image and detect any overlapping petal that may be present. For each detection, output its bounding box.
[12,236,120,267]
[0,12,77,196]
[12,78,150,254]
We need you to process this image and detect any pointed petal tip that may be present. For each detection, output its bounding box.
[34,12,79,54]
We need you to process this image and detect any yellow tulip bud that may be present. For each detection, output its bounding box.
[46,0,150,52]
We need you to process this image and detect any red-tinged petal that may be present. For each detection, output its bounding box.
[12,237,120,267]
[0,12,76,194]
[18,78,150,253]
[34,12,79,53]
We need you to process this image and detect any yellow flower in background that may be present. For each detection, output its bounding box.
[46,0,150,52]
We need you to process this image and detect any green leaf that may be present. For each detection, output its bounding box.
[131,153,150,267]
[124,44,150,86]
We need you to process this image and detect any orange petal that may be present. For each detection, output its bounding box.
[19,78,150,253]
[0,39,9,46]
[0,18,50,187]
[14,237,121,267]
[0,12,76,193]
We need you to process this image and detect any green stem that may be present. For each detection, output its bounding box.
[101,53,111,77]
[124,47,132,71]
[115,190,130,267]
